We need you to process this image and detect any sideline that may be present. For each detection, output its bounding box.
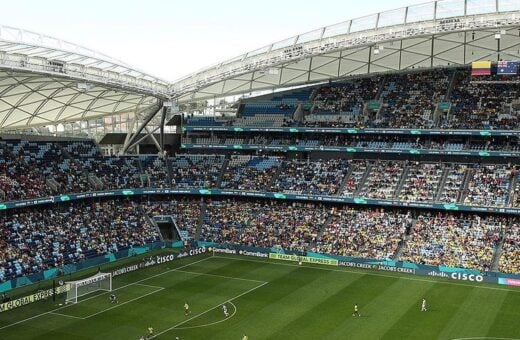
[212,255,520,293]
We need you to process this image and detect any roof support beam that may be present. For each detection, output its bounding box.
[127,125,161,151]
[159,106,167,153]
[121,102,162,154]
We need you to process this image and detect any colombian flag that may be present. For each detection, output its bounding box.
[471,61,491,76]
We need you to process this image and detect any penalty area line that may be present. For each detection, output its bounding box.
[149,281,268,339]
[0,256,212,331]
[49,311,85,320]
[83,287,165,319]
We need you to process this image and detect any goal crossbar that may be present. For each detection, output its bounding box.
[65,272,112,304]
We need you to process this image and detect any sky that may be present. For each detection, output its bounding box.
[0,0,426,81]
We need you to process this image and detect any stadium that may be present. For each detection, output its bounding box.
[2,0,520,339]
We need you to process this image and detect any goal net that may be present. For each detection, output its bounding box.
[65,272,112,304]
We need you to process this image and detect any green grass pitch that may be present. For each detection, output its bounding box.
[1,252,520,339]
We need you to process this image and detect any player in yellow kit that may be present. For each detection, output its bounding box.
[184,302,191,316]
[352,303,360,317]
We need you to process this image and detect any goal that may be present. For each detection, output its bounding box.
[65,272,112,304]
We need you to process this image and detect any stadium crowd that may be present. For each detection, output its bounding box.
[2,195,520,282]
[463,164,512,207]
[376,70,450,129]
[0,199,160,282]
[273,159,349,195]
[313,207,410,260]
[357,161,404,199]
[445,70,520,129]
[499,222,520,274]
[400,213,504,272]
[398,163,443,202]
[220,155,280,191]
[199,199,328,252]
[184,67,520,130]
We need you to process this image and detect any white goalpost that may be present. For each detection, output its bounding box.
[65,272,112,304]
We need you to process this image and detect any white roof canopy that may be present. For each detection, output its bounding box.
[1,0,520,130]
[170,0,520,103]
[0,70,160,129]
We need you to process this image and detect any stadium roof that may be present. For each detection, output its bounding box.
[170,0,520,103]
[0,25,168,129]
[1,0,520,131]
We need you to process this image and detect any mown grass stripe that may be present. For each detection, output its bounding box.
[381,282,475,339]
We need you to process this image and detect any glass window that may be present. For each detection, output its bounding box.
[499,0,520,12]
[406,2,435,23]
[467,0,496,15]
[378,8,406,28]
[350,14,378,33]
[436,0,465,19]
[296,29,323,44]
[271,37,295,51]
[322,21,350,39]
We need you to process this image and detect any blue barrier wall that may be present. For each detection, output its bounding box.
[0,241,183,293]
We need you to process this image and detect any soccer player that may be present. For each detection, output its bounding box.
[421,298,427,312]
[147,326,154,338]
[184,302,191,316]
[110,293,118,304]
[352,303,360,317]
[222,304,229,317]
[242,335,249,340]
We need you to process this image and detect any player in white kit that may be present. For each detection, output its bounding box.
[222,304,229,317]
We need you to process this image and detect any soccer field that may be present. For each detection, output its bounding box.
[1,253,520,340]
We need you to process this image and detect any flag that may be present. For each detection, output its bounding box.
[497,61,519,75]
[471,61,491,76]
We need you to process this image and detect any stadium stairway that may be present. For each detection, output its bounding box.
[136,158,149,187]
[354,164,372,196]
[195,199,205,241]
[337,165,355,196]
[393,164,410,199]
[446,69,458,99]
[308,213,336,252]
[165,157,174,185]
[491,236,506,272]
[141,207,164,242]
[457,168,474,204]
[267,161,285,191]
[216,158,230,188]
[506,174,518,206]
[392,218,415,261]
[434,166,450,202]
[375,75,387,100]
[136,158,145,174]
[392,235,409,261]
